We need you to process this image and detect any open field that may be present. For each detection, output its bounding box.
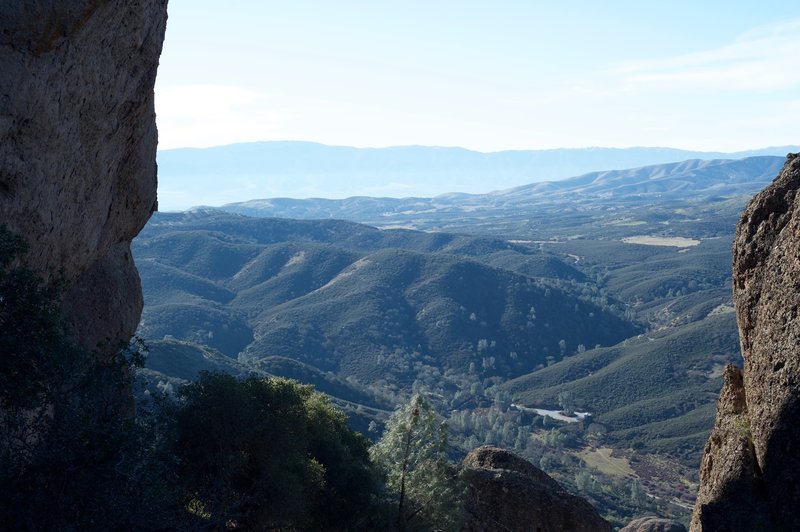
[578,447,635,477]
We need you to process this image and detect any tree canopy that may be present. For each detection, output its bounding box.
[173,372,379,530]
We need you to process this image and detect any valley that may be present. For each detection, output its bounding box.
[134,155,782,526]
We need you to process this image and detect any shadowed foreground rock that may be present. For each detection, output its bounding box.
[462,446,610,532]
[691,154,800,531]
[621,516,687,532]
[0,1,167,357]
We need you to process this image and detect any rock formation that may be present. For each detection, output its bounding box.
[0,1,168,356]
[621,516,687,532]
[462,446,611,532]
[691,153,800,531]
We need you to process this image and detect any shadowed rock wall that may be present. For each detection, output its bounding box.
[0,1,168,356]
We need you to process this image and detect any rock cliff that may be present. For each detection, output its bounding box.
[462,446,611,532]
[0,1,168,356]
[691,153,800,531]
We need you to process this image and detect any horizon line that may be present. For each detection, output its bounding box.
[156,140,800,154]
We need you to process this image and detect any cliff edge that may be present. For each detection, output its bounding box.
[0,1,168,356]
[691,153,800,530]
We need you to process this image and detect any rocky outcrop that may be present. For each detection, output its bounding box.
[462,446,611,532]
[691,154,800,531]
[620,516,687,532]
[690,366,773,530]
[0,1,168,356]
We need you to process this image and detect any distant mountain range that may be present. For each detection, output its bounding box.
[157,141,798,210]
[222,156,786,239]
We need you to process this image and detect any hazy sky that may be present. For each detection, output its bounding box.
[155,1,799,152]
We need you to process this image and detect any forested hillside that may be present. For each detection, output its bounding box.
[135,212,639,394]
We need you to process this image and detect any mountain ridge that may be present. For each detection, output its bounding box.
[158,142,798,210]
[220,156,785,242]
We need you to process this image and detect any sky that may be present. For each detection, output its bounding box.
[155,1,800,153]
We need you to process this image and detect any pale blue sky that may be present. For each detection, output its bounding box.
[155,1,799,152]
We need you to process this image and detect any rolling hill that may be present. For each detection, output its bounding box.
[134,211,640,391]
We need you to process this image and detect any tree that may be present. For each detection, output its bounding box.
[558,390,575,416]
[370,394,464,531]
[172,372,379,530]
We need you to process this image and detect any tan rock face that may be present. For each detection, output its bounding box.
[691,154,800,531]
[462,446,611,532]
[0,1,168,355]
[690,367,771,530]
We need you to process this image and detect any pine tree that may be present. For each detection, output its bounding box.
[370,394,464,531]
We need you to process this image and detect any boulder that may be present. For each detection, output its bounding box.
[462,446,611,532]
[620,516,686,532]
